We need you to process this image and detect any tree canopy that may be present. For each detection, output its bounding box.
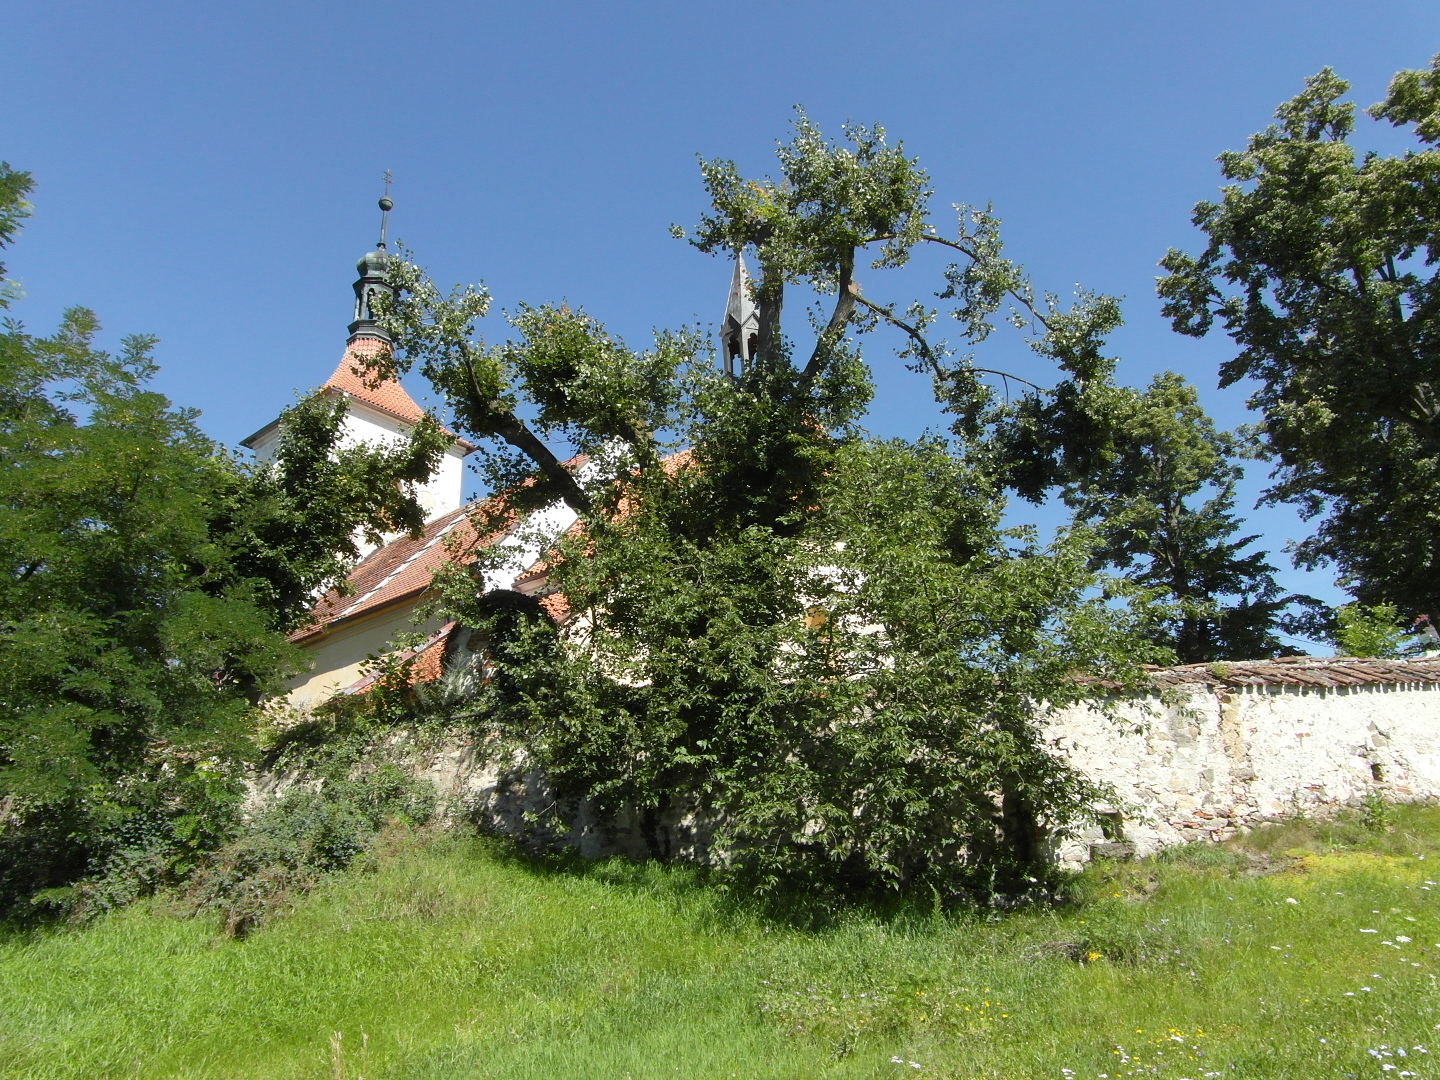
[0,162,449,913]
[1159,55,1440,625]
[368,116,1179,901]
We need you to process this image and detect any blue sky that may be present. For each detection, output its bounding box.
[6,1,1440,638]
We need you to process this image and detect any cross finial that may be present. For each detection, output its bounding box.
[377,171,394,249]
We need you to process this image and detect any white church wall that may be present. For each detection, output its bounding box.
[482,499,580,593]
[1045,682,1440,867]
[339,404,467,523]
[249,398,466,526]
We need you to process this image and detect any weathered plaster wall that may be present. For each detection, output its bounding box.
[284,607,448,707]
[1045,681,1440,866]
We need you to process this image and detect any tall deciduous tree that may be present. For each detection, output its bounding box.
[1158,56,1440,623]
[374,116,1168,902]
[0,163,448,912]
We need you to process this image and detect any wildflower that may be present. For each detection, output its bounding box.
[1398,935,1412,943]
[1285,897,1299,904]
[1361,928,1379,933]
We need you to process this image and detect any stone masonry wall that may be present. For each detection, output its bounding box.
[1045,678,1440,867]
[255,658,1440,871]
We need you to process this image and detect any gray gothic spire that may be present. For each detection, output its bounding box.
[348,193,395,344]
[720,252,759,378]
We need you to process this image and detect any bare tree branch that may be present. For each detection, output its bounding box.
[852,294,1043,392]
[864,232,1058,334]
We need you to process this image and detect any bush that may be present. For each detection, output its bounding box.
[186,766,435,937]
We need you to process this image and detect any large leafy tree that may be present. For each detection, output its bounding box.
[1057,372,1296,662]
[1158,56,1440,623]
[0,163,448,911]
[372,117,1168,902]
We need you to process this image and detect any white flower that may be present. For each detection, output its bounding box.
[1397,935,1412,943]
[1285,897,1299,904]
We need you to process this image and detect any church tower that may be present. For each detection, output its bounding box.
[241,194,471,524]
[720,252,759,378]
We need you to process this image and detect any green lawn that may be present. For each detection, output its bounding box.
[4,810,1440,1079]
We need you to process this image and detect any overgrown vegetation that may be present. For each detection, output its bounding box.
[0,162,449,916]
[370,114,1196,903]
[10,50,1440,922]
[3,804,1440,1079]
[185,765,435,938]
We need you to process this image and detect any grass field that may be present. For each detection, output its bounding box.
[3,809,1440,1079]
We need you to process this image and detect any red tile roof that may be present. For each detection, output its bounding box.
[322,337,426,425]
[291,452,592,644]
[290,495,514,643]
[1141,655,1440,689]
[336,620,456,696]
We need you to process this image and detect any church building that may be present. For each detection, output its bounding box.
[245,201,756,709]
[242,200,589,707]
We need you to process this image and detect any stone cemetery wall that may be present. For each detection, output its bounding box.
[1046,657,1440,867]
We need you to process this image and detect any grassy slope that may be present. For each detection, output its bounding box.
[3,811,1440,1080]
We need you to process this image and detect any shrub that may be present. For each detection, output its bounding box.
[186,766,435,937]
